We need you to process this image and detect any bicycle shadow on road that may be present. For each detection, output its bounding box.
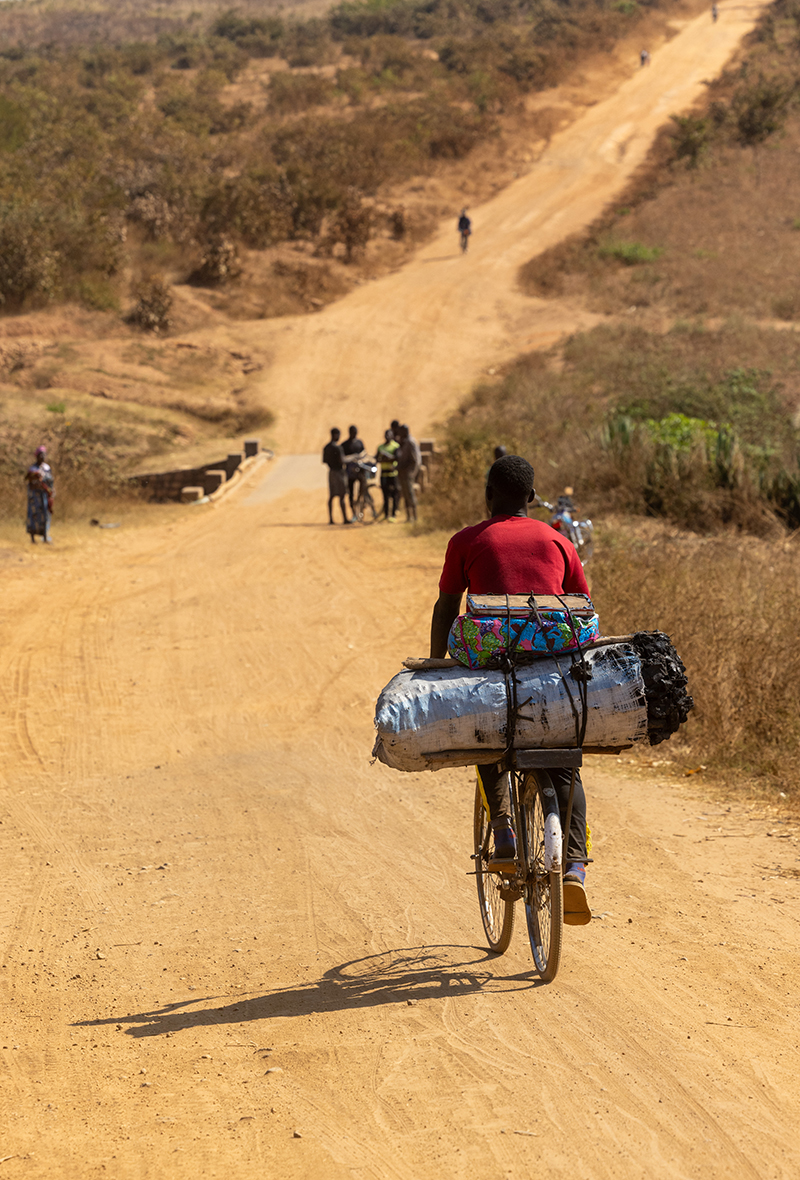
[72,944,542,1039]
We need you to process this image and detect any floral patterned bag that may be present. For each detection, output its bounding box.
[446,593,600,669]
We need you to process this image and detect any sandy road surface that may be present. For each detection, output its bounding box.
[1,459,800,1179]
[201,0,772,453]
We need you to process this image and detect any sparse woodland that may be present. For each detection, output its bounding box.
[0,0,671,316]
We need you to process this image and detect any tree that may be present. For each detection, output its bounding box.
[670,114,710,170]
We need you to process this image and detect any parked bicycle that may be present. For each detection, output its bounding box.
[352,457,379,523]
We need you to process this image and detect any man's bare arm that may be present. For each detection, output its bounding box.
[430,592,463,658]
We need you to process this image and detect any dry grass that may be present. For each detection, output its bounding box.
[589,524,800,795]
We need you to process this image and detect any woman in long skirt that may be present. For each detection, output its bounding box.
[25,445,54,544]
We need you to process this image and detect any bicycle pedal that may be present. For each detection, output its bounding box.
[487,857,517,874]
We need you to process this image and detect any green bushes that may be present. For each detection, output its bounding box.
[425,324,800,534]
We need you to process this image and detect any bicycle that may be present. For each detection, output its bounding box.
[473,747,581,982]
[352,457,379,523]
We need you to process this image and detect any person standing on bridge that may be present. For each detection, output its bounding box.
[322,428,350,525]
[377,428,400,521]
[429,455,592,924]
[396,424,421,524]
[342,424,365,518]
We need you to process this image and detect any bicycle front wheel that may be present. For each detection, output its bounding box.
[473,783,515,954]
[361,489,378,523]
[520,772,563,982]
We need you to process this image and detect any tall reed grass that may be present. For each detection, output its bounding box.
[590,528,800,794]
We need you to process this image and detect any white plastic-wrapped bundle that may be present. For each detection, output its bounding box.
[373,642,649,772]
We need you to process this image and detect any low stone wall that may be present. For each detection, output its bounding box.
[131,439,263,502]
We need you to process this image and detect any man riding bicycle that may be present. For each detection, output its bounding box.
[429,454,592,925]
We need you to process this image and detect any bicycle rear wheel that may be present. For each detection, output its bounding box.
[520,771,563,982]
[473,783,515,954]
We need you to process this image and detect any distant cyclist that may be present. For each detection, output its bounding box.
[458,208,471,253]
[711,2,718,20]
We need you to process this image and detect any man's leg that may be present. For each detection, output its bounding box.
[339,493,350,523]
[546,766,591,924]
[477,763,515,868]
[380,477,390,519]
[545,767,588,864]
[328,493,335,524]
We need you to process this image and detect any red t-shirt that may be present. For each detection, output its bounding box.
[439,515,589,598]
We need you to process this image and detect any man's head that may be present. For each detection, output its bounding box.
[493,444,507,461]
[486,454,535,516]
[384,429,393,442]
[398,424,409,441]
[330,428,340,441]
[348,425,358,439]
[390,419,400,436]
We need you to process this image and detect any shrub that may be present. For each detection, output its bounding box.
[211,10,285,56]
[670,114,710,169]
[202,169,293,248]
[189,235,242,285]
[0,203,58,310]
[268,72,338,114]
[329,193,373,261]
[127,274,172,333]
[732,75,790,150]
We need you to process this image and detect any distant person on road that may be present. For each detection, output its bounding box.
[487,445,508,481]
[342,424,365,516]
[376,429,400,521]
[458,208,472,253]
[322,428,350,525]
[397,424,421,523]
[640,48,651,67]
[25,445,54,544]
[712,2,718,20]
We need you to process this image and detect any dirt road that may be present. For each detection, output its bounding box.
[1,468,799,1178]
[203,0,773,453]
[3,4,798,1175]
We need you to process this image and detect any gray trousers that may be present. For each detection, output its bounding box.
[476,762,588,864]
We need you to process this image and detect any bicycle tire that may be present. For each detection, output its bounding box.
[354,488,378,523]
[521,771,563,982]
[473,783,515,954]
[361,488,378,523]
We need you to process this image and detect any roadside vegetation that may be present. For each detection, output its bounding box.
[425,0,800,795]
[520,0,800,321]
[0,0,690,319]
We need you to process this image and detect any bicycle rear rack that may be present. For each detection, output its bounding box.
[511,748,582,769]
